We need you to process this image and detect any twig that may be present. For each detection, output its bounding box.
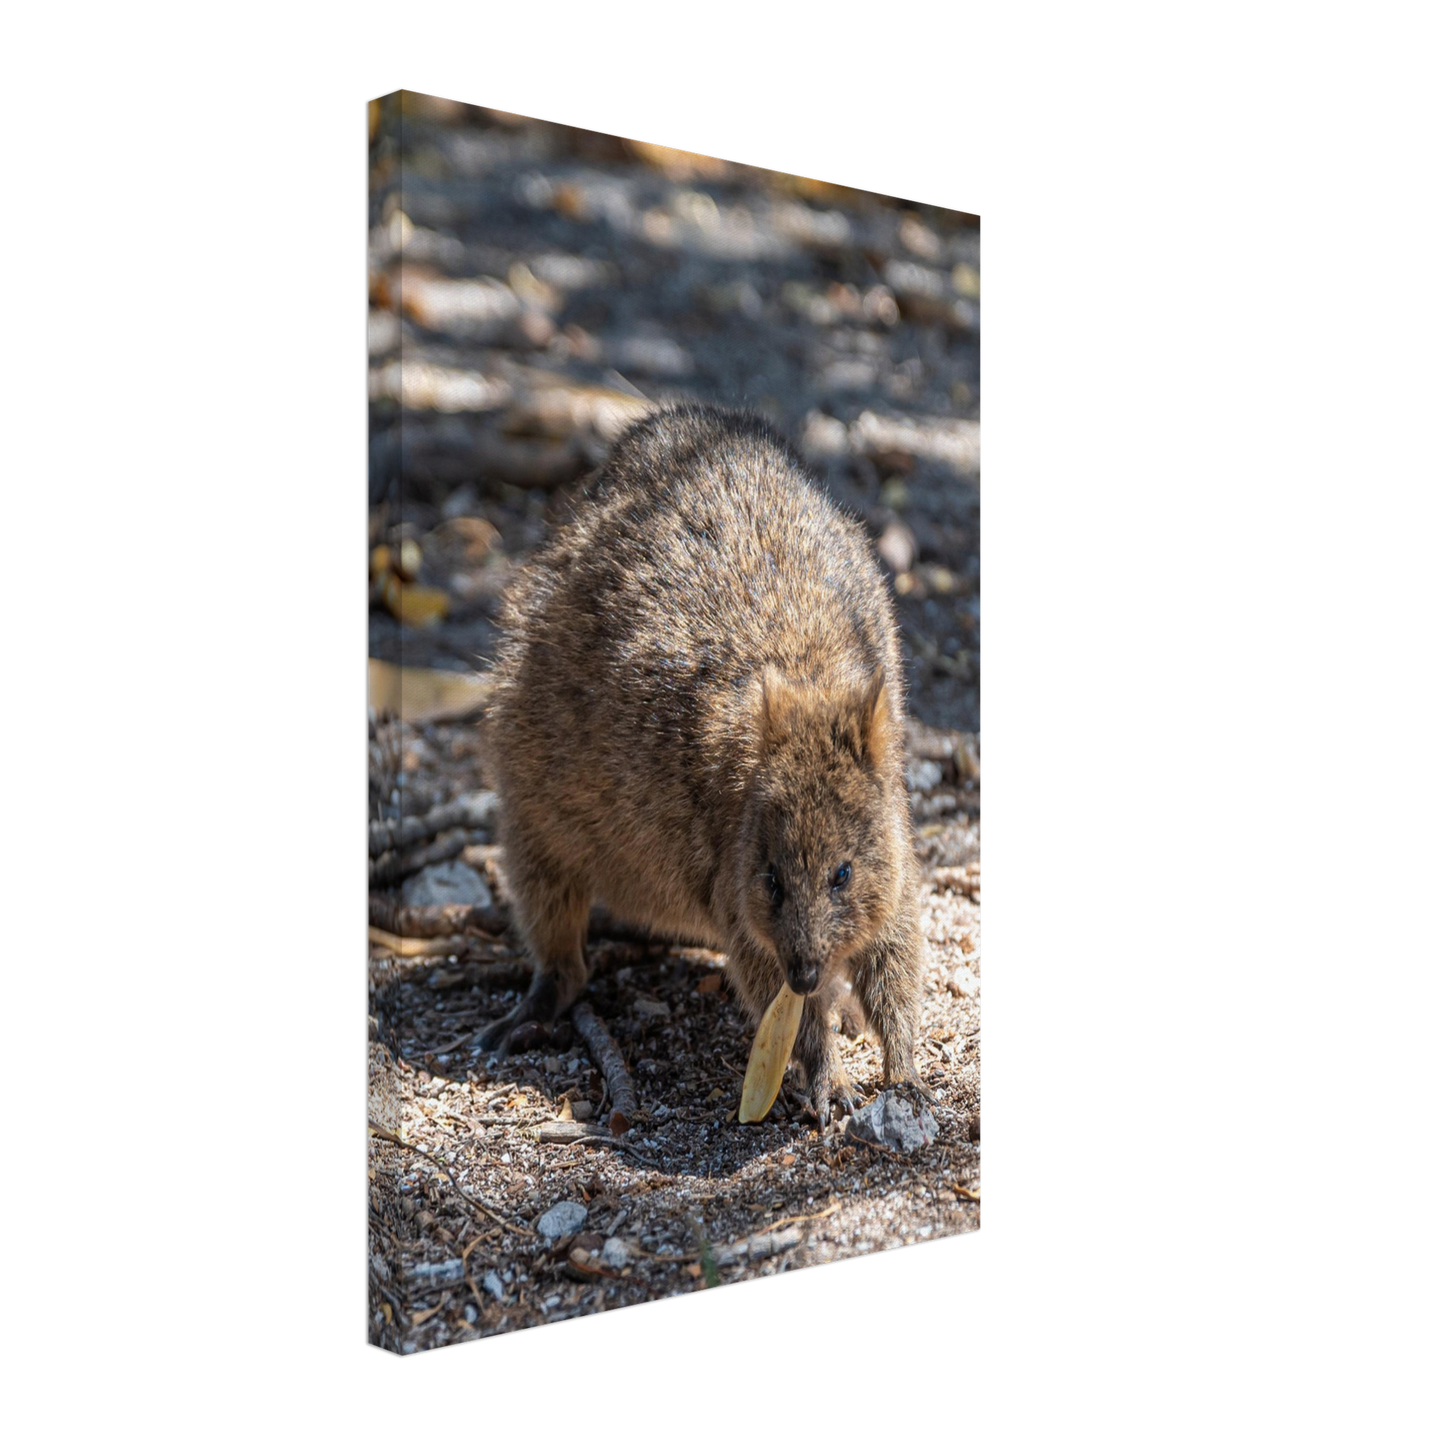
[466,1275,487,1315]
[368,926,469,958]
[763,1200,841,1232]
[368,1262,407,1323]
[370,791,497,858]
[535,1120,607,1144]
[842,1133,898,1156]
[712,1225,803,1268]
[420,1027,486,1055]
[367,1120,532,1237]
[565,1135,654,1164]
[370,830,468,888]
[571,1001,638,1134]
[536,1119,654,1163]
[369,896,510,938]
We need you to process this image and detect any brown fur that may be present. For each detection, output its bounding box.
[479,404,925,1121]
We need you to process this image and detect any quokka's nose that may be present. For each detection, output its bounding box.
[787,960,821,995]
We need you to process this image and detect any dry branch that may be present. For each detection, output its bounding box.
[369,790,498,857]
[570,1001,638,1134]
[368,926,469,957]
[535,1119,652,1161]
[367,1120,532,1237]
[368,896,510,938]
[712,1224,803,1267]
[535,1120,607,1144]
[369,830,468,888]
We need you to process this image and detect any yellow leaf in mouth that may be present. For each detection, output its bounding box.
[738,984,804,1123]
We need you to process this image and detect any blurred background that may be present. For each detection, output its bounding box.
[368,90,979,734]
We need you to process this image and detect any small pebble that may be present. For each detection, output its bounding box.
[400,859,493,908]
[536,1200,588,1240]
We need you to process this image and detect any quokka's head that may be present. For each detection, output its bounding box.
[736,666,907,995]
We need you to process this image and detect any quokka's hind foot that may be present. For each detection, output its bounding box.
[885,1064,937,1108]
[478,970,563,1054]
[481,864,589,1054]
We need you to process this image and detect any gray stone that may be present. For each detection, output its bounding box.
[600,1236,631,1269]
[405,1258,465,1288]
[536,1200,588,1240]
[845,1089,938,1154]
[633,998,670,1019]
[400,859,493,909]
[905,759,944,793]
[877,519,916,575]
[482,1270,505,1302]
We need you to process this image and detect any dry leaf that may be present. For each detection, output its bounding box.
[367,659,490,723]
[382,574,449,627]
[738,984,803,1123]
[396,537,423,581]
[696,973,722,994]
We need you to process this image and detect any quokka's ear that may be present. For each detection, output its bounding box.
[854,667,894,769]
[755,665,805,750]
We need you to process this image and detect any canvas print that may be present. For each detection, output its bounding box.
[367,91,980,1353]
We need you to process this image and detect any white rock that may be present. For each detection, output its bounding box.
[600,1236,631,1269]
[536,1200,588,1240]
[400,859,493,908]
[905,759,944,792]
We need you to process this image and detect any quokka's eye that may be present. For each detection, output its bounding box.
[766,865,784,904]
[831,862,852,890]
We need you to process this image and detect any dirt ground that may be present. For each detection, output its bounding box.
[366,92,981,1353]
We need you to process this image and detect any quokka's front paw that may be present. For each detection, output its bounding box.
[807,1064,859,1129]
